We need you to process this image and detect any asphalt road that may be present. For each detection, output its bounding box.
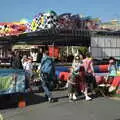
[0,90,120,120]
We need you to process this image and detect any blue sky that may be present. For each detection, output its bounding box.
[0,0,120,22]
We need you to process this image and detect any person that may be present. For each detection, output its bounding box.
[107,57,117,92]
[10,51,23,69]
[21,55,27,66]
[22,56,33,91]
[38,46,55,102]
[37,47,43,63]
[30,49,38,63]
[68,55,82,101]
[108,57,117,77]
[82,52,96,91]
[68,53,92,101]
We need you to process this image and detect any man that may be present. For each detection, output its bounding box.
[11,51,23,69]
[38,46,55,102]
[37,47,43,63]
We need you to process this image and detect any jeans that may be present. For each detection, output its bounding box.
[41,80,51,98]
[40,72,52,98]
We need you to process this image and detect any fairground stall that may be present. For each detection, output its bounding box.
[0,25,91,107]
[3,10,120,106]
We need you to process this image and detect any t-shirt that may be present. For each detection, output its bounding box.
[82,57,93,73]
[108,64,117,76]
[72,60,82,73]
[30,52,38,62]
[23,61,33,76]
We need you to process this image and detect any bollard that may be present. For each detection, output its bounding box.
[18,95,26,108]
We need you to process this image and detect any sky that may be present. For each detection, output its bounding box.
[0,0,120,22]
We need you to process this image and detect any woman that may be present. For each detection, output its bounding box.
[68,53,92,101]
[82,52,96,91]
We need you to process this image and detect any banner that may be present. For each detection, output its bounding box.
[0,69,25,95]
[49,46,59,58]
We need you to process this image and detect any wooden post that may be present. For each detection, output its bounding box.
[67,46,69,57]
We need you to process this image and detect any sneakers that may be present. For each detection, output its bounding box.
[85,96,92,101]
[48,97,52,102]
[48,97,54,103]
[69,93,77,102]
[109,86,116,92]
[73,93,77,100]
[69,94,73,100]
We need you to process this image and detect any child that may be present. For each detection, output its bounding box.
[108,58,117,77]
[23,56,33,91]
[107,57,117,92]
[68,68,79,101]
[68,55,81,101]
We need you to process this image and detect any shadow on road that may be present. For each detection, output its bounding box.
[25,93,49,106]
[0,93,47,110]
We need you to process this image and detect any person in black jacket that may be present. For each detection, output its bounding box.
[11,51,23,69]
[37,47,43,63]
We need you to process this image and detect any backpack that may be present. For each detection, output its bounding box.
[40,56,54,74]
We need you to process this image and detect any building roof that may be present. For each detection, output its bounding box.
[0,29,91,46]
